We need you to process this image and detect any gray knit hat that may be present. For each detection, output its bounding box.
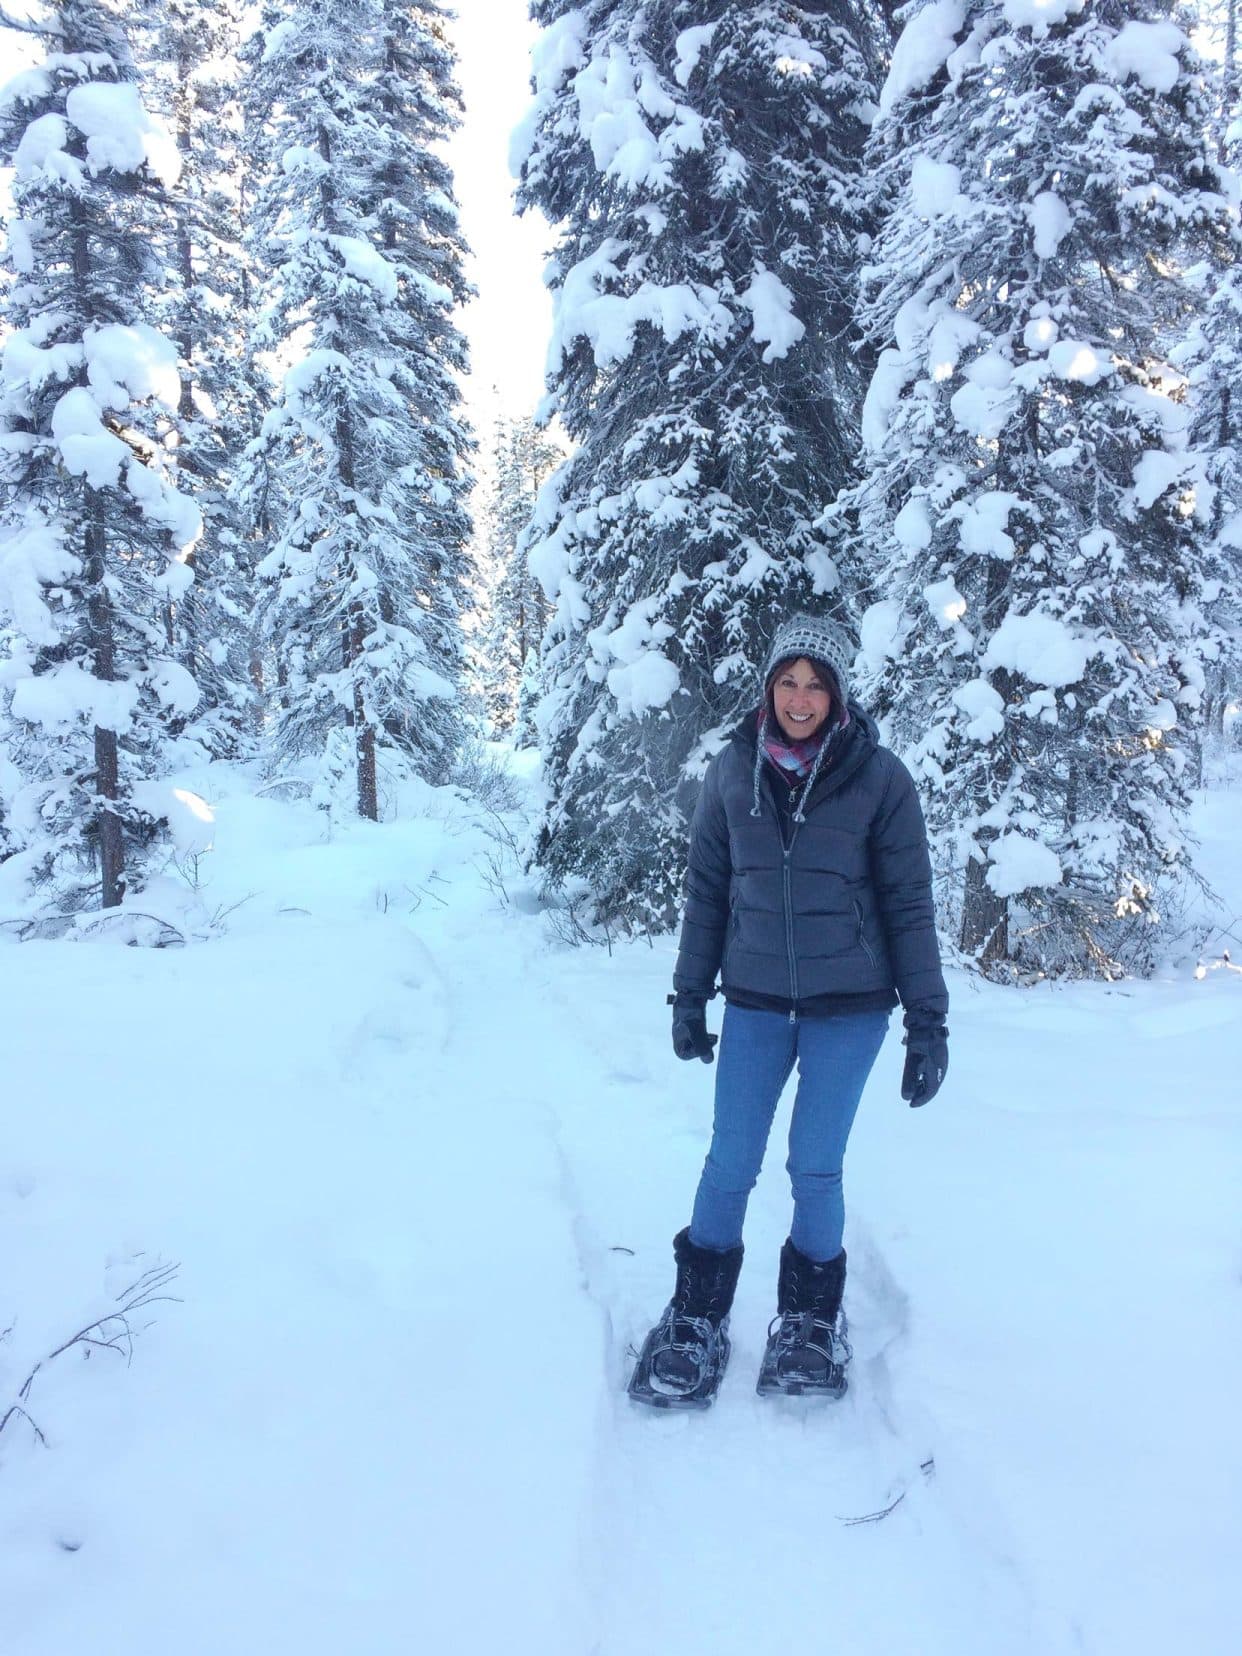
[762,612,855,704]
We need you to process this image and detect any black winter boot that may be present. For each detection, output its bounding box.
[756,1240,851,1398]
[627,1228,744,1409]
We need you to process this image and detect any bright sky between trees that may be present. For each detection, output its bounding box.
[445,0,553,431]
[0,2,553,434]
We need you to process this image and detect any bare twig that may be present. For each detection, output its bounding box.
[544,889,615,952]
[474,799,522,860]
[0,1403,47,1447]
[0,1262,182,1450]
[405,881,448,910]
[208,892,256,929]
[473,850,512,907]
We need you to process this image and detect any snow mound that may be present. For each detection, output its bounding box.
[983,611,1090,688]
[65,81,179,184]
[894,498,933,552]
[1047,339,1112,385]
[858,599,909,671]
[1104,21,1185,94]
[1002,0,1085,37]
[1030,191,1070,258]
[953,678,1005,741]
[673,24,717,87]
[986,831,1063,895]
[924,576,967,629]
[911,155,964,218]
[880,0,965,115]
[85,324,180,411]
[326,236,398,302]
[1131,450,1185,509]
[607,652,680,717]
[739,268,805,362]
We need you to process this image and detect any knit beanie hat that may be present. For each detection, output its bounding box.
[763,612,855,705]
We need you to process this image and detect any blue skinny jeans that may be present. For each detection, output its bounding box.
[689,1003,890,1263]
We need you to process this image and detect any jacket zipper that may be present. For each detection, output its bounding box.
[784,819,801,1021]
[759,726,866,1023]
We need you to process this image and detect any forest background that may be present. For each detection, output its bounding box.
[1,11,1240,1651]
[1,0,1240,985]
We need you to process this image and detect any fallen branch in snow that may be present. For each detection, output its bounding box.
[2,910,182,946]
[837,1457,935,1525]
[838,1492,906,1526]
[254,777,313,800]
[73,911,186,948]
[0,1261,182,1451]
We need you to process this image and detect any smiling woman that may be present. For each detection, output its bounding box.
[630,609,950,1410]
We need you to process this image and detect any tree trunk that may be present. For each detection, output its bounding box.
[85,497,124,907]
[334,370,377,819]
[353,617,378,820]
[169,41,198,659]
[1225,0,1239,164]
[71,193,124,906]
[960,853,1008,965]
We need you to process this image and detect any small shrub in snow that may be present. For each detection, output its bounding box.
[447,740,525,816]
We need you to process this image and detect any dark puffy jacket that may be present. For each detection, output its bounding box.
[673,708,948,1019]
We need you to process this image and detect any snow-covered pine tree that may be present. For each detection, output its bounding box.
[852,0,1234,976]
[479,413,560,739]
[515,0,887,928]
[144,0,258,761]
[240,0,473,817]
[1191,0,1242,746]
[1178,178,1242,753]
[0,1,202,916]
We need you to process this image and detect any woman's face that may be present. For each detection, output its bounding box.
[772,658,833,742]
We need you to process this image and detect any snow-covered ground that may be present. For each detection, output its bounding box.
[2,755,1240,1656]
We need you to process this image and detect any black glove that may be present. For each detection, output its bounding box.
[669,993,718,1064]
[901,1015,948,1108]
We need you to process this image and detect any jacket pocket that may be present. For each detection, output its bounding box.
[853,899,879,970]
[723,900,740,971]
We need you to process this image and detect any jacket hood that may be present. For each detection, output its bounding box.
[727,700,880,824]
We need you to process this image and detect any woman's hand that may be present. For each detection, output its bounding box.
[901,1015,948,1107]
[670,994,718,1064]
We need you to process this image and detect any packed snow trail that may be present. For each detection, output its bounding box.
[2,763,1240,1655]
[533,951,1043,1656]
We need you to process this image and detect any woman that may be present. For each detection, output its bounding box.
[629,612,949,1408]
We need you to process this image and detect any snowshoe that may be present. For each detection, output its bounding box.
[755,1308,851,1398]
[627,1227,743,1411]
[627,1308,732,1410]
[755,1238,851,1399]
